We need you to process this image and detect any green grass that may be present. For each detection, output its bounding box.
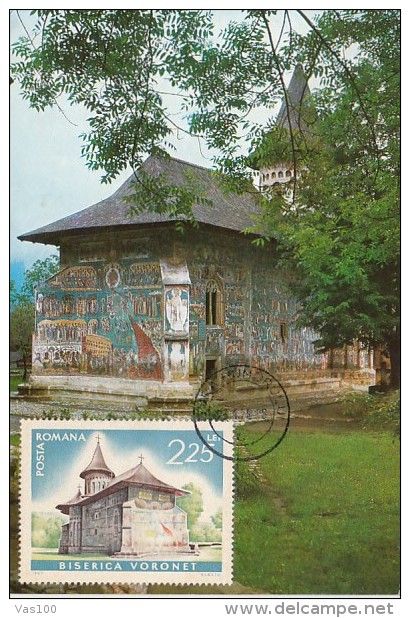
[10,433,21,447]
[234,429,400,595]
[10,371,24,393]
[340,389,400,434]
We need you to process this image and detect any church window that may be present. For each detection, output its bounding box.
[285,170,291,177]
[280,322,288,343]
[206,280,224,326]
[271,171,276,179]
[278,171,284,178]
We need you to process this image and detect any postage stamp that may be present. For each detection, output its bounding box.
[19,419,233,585]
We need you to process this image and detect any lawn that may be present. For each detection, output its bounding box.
[10,371,24,393]
[150,426,399,596]
[234,428,400,595]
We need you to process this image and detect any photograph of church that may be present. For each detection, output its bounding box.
[19,67,374,407]
[56,438,191,556]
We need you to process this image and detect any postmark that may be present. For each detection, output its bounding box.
[19,419,233,585]
[193,364,291,461]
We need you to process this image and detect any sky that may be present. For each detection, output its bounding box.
[9,9,234,270]
[9,9,318,273]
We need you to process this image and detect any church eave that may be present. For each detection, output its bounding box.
[69,477,189,508]
[18,219,266,247]
[74,481,129,507]
[79,466,115,479]
[18,155,264,245]
[125,480,189,497]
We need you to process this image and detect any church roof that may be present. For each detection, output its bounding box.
[56,487,84,515]
[56,455,189,513]
[276,64,312,133]
[106,461,189,497]
[18,156,262,245]
[79,440,115,479]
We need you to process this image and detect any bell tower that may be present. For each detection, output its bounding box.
[80,436,115,496]
[259,64,312,192]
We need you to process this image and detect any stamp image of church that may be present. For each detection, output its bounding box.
[56,438,191,556]
[19,67,375,409]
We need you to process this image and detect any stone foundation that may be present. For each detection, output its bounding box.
[18,368,375,414]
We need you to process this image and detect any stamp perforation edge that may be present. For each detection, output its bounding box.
[19,418,233,586]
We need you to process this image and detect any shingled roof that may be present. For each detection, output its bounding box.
[19,156,262,245]
[64,461,189,510]
[56,487,84,515]
[276,64,312,133]
[106,461,189,497]
[80,440,115,480]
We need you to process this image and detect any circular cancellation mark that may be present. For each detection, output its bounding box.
[192,364,291,462]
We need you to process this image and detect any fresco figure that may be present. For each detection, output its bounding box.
[165,288,188,332]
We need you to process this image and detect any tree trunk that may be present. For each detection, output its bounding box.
[23,355,28,382]
[388,338,400,388]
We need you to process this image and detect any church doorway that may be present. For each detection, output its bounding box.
[205,358,217,381]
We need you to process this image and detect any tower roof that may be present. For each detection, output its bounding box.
[276,64,312,132]
[79,439,114,479]
[247,65,313,171]
[56,487,83,515]
[18,156,262,246]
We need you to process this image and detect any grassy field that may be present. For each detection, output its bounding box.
[150,426,399,596]
[10,372,24,393]
[233,428,400,595]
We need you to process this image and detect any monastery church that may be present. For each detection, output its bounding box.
[56,438,191,556]
[19,66,375,408]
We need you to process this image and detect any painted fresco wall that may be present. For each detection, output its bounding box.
[188,238,249,376]
[33,260,164,380]
[33,228,370,384]
[163,284,190,382]
[250,260,327,371]
[186,232,329,375]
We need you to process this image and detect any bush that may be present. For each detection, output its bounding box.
[31,513,66,548]
[190,522,222,543]
[192,400,229,421]
[341,390,400,435]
